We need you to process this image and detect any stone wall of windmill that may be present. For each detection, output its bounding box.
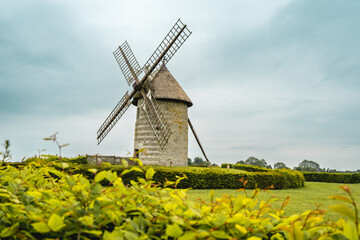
[134,99,188,166]
[133,67,192,166]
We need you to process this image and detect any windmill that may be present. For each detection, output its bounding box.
[97,19,209,166]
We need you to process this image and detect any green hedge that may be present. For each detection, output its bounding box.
[69,164,304,189]
[303,172,360,183]
[24,155,88,165]
[9,159,304,189]
[221,163,270,172]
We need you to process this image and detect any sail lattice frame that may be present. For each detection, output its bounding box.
[140,91,171,149]
[142,19,191,81]
[97,91,131,144]
[114,41,143,86]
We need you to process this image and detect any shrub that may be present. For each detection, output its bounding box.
[222,163,270,172]
[0,162,358,239]
[24,155,88,165]
[303,172,360,183]
[69,164,304,189]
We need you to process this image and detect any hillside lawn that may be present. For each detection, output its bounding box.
[187,182,360,222]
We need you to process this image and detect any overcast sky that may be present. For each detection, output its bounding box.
[1,0,359,170]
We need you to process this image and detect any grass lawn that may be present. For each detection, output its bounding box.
[186,182,360,221]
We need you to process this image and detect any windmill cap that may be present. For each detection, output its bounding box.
[132,67,193,107]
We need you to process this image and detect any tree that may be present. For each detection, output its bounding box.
[274,162,288,169]
[296,160,321,172]
[194,157,206,165]
[188,158,192,165]
[245,157,272,169]
[245,157,262,166]
[236,160,246,164]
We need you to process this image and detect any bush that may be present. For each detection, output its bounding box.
[0,162,358,239]
[303,172,360,183]
[220,164,304,188]
[70,164,304,189]
[222,163,270,172]
[24,155,88,165]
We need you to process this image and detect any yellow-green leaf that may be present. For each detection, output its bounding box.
[131,167,143,173]
[88,168,97,174]
[27,191,42,199]
[32,222,50,233]
[235,224,247,235]
[211,230,229,239]
[269,213,281,220]
[146,168,155,180]
[212,214,227,227]
[329,204,355,222]
[166,223,183,237]
[94,171,107,183]
[343,221,358,240]
[91,183,102,195]
[121,159,129,168]
[48,213,65,232]
[57,162,69,169]
[329,195,353,204]
[79,215,94,226]
[82,229,102,236]
[132,157,143,166]
[179,231,196,240]
[270,233,285,240]
[0,223,19,238]
[107,171,118,182]
[293,221,304,240]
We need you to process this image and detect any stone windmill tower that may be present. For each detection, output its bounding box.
[132,66,192,166]
[96,19,210,166]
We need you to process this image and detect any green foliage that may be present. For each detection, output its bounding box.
[274,162,288,169]
[294,159,321,172]
[188,157,208,167]
[222,163,271,172]
[220,164,304,189]
[0,162,359,239]
[24,155,88,165]
[303,172,360,183]
[70,164,304,189]
[236,156,272,169]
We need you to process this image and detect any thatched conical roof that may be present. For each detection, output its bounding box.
[132,67,192,107]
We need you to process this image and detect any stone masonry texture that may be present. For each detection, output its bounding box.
[134,99,188,166]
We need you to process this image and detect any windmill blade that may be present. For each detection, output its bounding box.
[140,91,171,149]
[141,19,192,82]
[113,41,143,86]
[97,91,132,144]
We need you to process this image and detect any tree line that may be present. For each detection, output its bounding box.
[188,156,360,173]
[237,157,360,173]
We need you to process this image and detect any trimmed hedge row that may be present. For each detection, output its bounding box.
[10,158,304,189]
[221,163,270,172]
[69,164,304,189]
[303,172,360,183]
[24,155,88,164]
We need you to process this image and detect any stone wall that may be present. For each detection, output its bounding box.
[134,99,188,166]
[86,155,135,165]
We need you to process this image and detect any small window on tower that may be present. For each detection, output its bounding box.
[137,106,140,119]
